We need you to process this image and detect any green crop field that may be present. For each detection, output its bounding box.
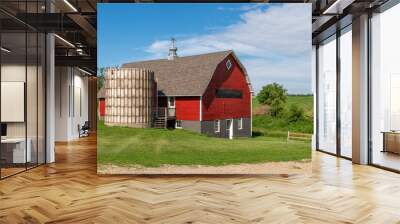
[97,95,313,167]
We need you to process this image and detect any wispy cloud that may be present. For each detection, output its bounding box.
[145,4,311,94]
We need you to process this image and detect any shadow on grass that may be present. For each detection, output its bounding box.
[252,131,264,137]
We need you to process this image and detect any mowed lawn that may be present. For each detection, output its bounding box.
[97,121,311,167]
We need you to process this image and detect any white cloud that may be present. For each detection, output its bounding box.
[243,57,312,94]
[145,4,312,94]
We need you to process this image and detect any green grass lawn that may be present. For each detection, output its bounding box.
[252,116,313,137]
[97,95,313,167]
[97,121,311,167]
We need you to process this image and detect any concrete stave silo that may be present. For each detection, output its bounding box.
[104,68,155,128]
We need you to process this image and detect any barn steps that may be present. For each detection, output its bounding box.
[152,116,167,129]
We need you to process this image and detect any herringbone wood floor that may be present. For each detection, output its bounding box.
[1,135,400,224]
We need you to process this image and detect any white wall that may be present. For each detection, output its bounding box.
[70,72,89,139]
[55,67,89,141]
[55,67,69,141]
[1,64,26,81]
[1,82,25,122]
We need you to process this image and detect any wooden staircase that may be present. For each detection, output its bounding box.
[152,116,167,128]
[152,108,167,128]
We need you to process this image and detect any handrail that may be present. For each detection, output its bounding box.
[156,107,175,118]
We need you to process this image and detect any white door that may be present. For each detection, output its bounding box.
[167,97,176,117]
[226,119,233,139]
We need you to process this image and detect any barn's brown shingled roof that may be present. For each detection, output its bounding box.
[121,50,233,96]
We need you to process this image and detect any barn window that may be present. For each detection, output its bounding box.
[176,120,182,128]
[238,118,243,130]
[168,97,175,108]
[214,120,220,133]
[216,89,242,98]
[226,59,232,70]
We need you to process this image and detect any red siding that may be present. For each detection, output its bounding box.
[99,99,105,117]
[176,96,200,121]
[202,54,251,120]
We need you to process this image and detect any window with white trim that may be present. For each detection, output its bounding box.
[226,59,232,70]
[214,120,220,133]
[176,120,182,128]
[238,118,243,130]
[168,96,175,108]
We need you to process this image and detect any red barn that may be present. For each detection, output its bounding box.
[121,49,253,139]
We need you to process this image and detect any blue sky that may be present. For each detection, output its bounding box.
[98,3,311,94]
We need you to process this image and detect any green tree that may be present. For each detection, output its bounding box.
[269,101,286,117]
[287,104,305,122]
[257,83,288,117]
[97,67,105,91]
